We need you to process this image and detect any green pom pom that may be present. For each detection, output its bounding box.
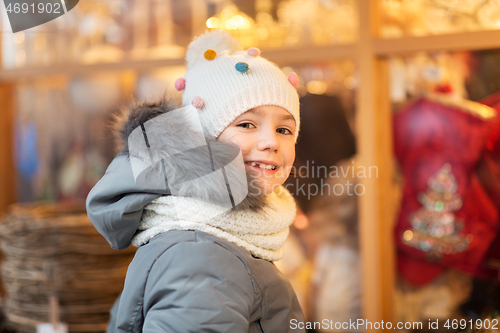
[235,62,249,73]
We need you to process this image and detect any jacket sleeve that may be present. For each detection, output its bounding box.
[142,240,256,333]
[85,151,167,250]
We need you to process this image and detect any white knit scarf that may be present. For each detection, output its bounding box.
[131,186,297,261]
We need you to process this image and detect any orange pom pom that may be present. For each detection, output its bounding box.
[204,49,217,60]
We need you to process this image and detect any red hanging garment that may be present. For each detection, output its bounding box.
[393,95,498,286]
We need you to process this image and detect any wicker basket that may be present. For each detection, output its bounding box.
[0,201,135,333]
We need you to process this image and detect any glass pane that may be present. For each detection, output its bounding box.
[389,50,500,327]
[5,1,363,330]
[380,0,500,38]
[14,75,120,202]
[12,59,362,329]
[1,0,358,69]
[206,0,358,48]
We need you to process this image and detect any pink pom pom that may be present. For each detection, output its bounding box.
[175,78,185,91]
[192,96,204,109]
[288,72,299,88]
[247,47,261,57]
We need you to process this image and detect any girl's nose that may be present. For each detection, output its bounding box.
[257,128,279,152]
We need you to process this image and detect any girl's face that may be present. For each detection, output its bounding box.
[217,105,296,195]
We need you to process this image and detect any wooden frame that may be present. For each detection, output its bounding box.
[2,0,500,330]
[356,1,396,329]
[0,83,16,219]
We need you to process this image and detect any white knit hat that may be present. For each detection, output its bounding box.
[175,30,301,142]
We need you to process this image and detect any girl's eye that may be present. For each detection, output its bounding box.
[277,128,292,135]
[237,122,255,129]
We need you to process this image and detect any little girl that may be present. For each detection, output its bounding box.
[86,30,304,332]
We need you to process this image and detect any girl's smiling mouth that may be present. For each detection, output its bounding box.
[244,160,281,172]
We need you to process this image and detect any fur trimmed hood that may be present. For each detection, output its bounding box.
[111,96,180,154]
[110,96,267,212]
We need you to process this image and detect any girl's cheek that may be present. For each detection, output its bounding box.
[219,132,246,153]
[282,167,292,181]
[233,139,251,156]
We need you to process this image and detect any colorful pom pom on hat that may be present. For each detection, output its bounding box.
[181,30,301,141]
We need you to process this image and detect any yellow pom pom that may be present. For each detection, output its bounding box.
[204,49,217,60]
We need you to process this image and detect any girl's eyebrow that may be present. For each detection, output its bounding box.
[244,108,294,121]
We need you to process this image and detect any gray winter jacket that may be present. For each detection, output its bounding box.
[86,152,305,333]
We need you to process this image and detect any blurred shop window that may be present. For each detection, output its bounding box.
[379,0,500,38]
[2,0,359,69]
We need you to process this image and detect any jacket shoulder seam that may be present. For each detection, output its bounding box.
[209,241,261,304]
[137,241,187,331]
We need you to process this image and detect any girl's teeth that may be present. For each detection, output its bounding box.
[247,162,276,170]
